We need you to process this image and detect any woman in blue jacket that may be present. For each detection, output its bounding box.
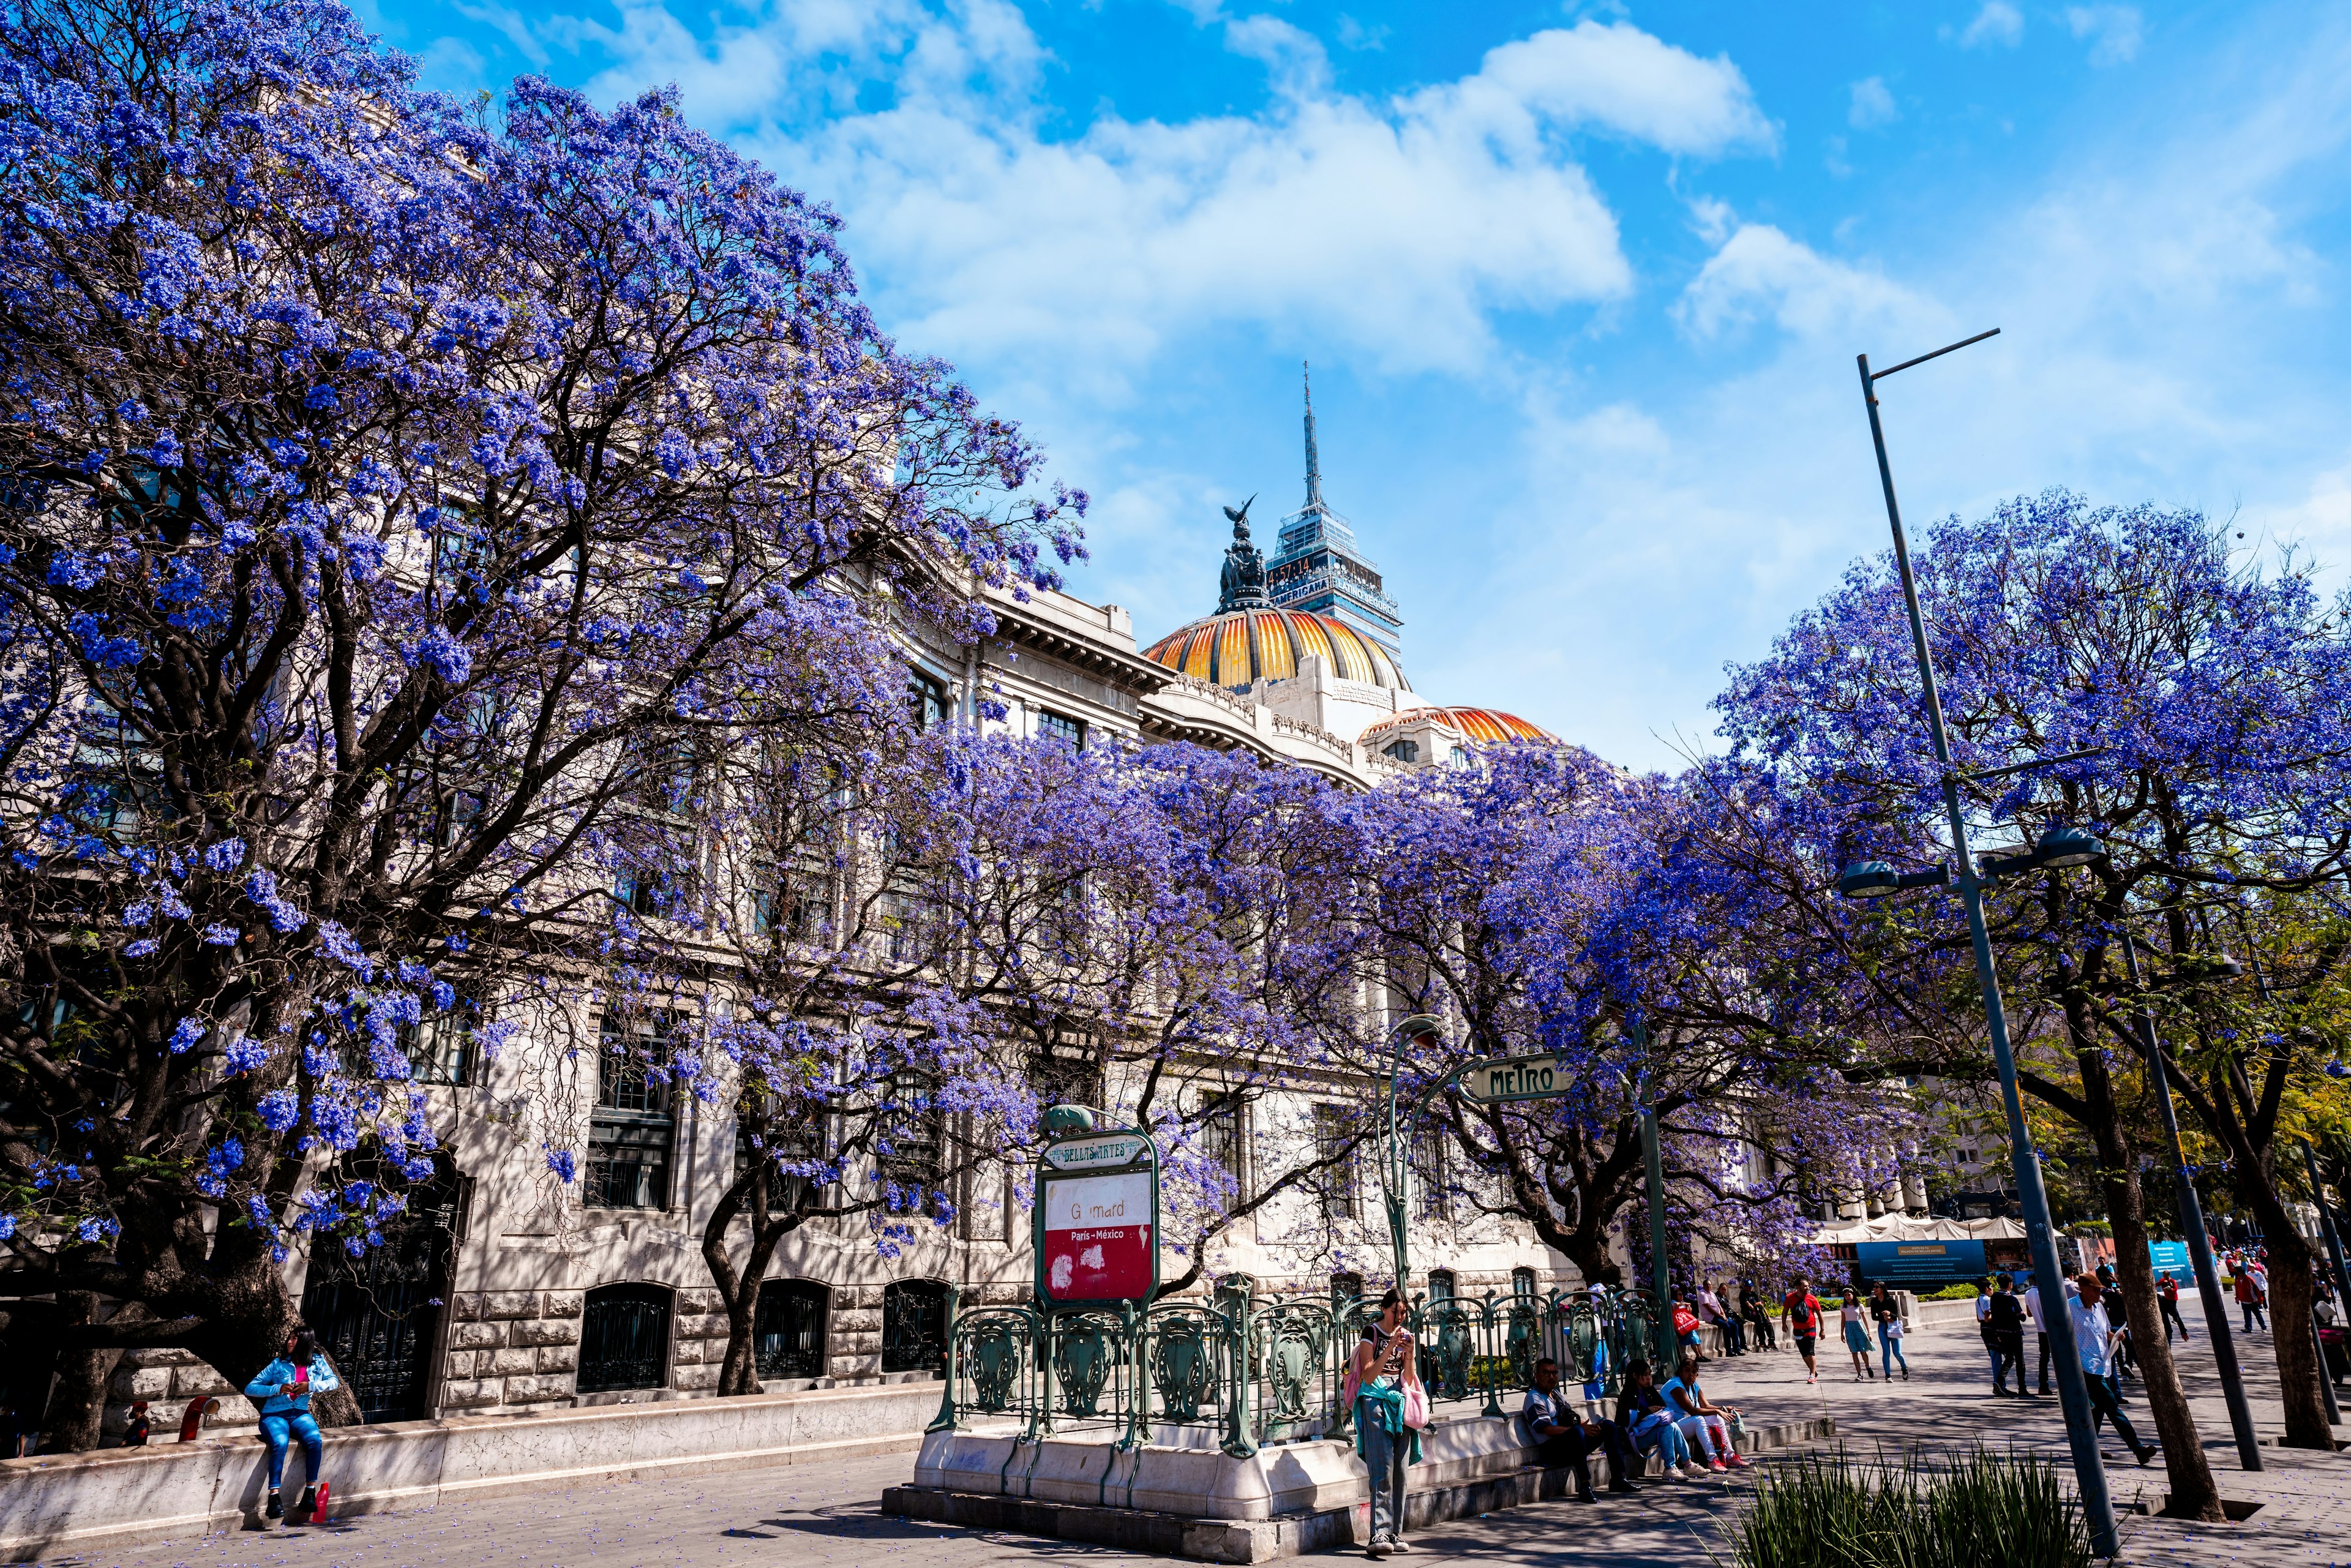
[244,1329,337,1520]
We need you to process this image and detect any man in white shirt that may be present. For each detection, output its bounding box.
[2071,1275,2156,1466]
[2021,1277,2052,1397]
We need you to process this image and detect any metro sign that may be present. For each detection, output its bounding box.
[1033,1124,1160,1309]
[1455,1052,1574,1105]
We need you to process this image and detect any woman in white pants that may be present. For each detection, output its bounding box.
[1661,1351,1749,1473]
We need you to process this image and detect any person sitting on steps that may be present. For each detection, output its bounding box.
[1523,1357,1640,1500]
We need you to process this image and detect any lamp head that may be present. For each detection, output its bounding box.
[1835,861,1900,901]
[2033,825,2105,869]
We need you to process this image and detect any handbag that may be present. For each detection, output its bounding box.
[1402,1374,1430,1431]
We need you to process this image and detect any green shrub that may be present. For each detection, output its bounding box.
[1924,1283,1983,1300]
[1719,1445,2089,1568]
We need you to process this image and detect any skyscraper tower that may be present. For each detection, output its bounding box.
[1265,362,1403,660]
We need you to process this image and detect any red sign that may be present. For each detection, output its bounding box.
[1042,1171,1154,1304]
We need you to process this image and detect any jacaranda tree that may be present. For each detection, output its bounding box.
[1717,490,2351,1488]
[0,0,1077,1438]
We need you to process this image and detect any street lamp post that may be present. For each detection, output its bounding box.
[1854,332,2120,1558]
[2117,927,2263,1471]
[1379,1013,1445,1292]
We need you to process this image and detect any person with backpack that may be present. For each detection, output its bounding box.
[2235,1261,2269,1332]
[244,1328,339,1524]
[1346,1289,1425,1559]
[1782,1277,1823,1384]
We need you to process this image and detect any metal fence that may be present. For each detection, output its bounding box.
[927,1282,1670,1455]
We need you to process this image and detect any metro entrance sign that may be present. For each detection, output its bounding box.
[1454,1051,1573,1105]
[1034,1117,1160,1310]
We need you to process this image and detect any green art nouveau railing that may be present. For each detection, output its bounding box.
[928,1281,1668,1455]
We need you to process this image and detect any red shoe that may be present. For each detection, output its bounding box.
[1708,1458,1728,1473]
[1727,1453,1752,1469]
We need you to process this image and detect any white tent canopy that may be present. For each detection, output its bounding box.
[1812,1214,2027,1245]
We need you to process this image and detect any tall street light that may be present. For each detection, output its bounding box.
[1850,331,2119,1558]
[1379,1013,1445,1292]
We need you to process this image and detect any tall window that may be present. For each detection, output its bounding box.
[875,1074,945,1215]
[403,991,478,1087]
[1427,1269,1457,1303]
[1314,1102,1358,1220]
[1512,1267,1537,1298]
[907,670,949,732]
[1413,1127,1450,1219]
[1037,710,1084,749]
[588,1011,675,1209]
[736,1092,832,1213]
[881,1279,948,1374]
[1197,1090,1247,1203]
[613,740,702,919]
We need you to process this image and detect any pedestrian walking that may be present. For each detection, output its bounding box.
[2071,1275,2158,1466]
[1973,1278,2004,1390]
[1523,1357,1639,1499]
[2022,1275,2053,1395]
[1988,1273,2028,1396]
[2235,1262,2269,1332]
[1742,1283,1776,1351]
[2158,1271,2191,1341]
[1869,1283,1909,1380]
[1663,1349,1750,1472]
[1839,1294,1875,1379]
[1782,1277,1823,1384]
[1346,1289,1425,1559]
[1614,1359,1701,1480]
[244,1328,339,1524]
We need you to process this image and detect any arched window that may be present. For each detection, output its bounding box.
[880,1279,948,1375]
[1427,1269,1457,1302]
[578,1283,671,1393]
[1512,1267,1537,1297]
[755,1280,830,1381]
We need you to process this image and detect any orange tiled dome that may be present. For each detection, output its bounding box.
[1359,705,1552,745]
[1142,607,1411,692]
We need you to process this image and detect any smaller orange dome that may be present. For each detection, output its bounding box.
[1360,706,1553,746]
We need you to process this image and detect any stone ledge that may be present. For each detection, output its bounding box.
[883,1414,1835,1564]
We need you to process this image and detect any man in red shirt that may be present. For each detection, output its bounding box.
[1782,1277,1822,1385]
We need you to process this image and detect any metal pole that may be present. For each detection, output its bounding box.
[2301,1141,2351,1397]
[1858,347,2119,1556]
[2120,930,2262,1469]
[1381,1015,1442,1294]
[1641,1114,1671,1329]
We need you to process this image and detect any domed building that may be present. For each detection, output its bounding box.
[1139,369,1551,771]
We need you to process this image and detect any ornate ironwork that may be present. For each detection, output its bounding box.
[578,1283,671,1393]
[1144,1305,1220,1423]
[1052,1311,1121,1417]
[882,1279,948,1374]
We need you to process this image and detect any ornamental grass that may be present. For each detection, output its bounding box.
[1717,1444,2090,1568]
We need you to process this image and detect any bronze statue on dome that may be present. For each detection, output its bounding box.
[1217,495,1272,613]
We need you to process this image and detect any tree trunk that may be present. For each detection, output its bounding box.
[180,1253,364,1427]
[39,1292,108,1454]
[2062,991,2222,1515]
[2241,1206,2333,1449]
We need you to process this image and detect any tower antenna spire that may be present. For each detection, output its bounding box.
[1303,359,1324,509]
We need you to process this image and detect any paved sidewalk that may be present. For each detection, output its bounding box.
[47,1294,2351,1567]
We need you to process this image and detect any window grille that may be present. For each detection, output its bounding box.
[754,1280,830,1380]
[577,1283,670,1392]
[588,1012,675,1209]
[880,1280,948,1374]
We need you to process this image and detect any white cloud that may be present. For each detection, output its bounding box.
[1957,1,2024,50]
[1848,76,1899,129]
[2066,6,2145,67]
[1673,223,1940,343]
[1222,15,1330,98]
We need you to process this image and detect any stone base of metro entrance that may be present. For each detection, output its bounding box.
[882,1413,1836,1562]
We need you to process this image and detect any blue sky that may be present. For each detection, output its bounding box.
[365,0,2351,768]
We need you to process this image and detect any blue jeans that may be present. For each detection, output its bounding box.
[1879,1325,1908,1377]
[1360,1406,1409,1542]
[1630,1412,1692,1468]
[258,1412,322,1490]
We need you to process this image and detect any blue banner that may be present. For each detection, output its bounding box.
[1851,1239,1989,1286]
[2148,1240,2192,1277]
